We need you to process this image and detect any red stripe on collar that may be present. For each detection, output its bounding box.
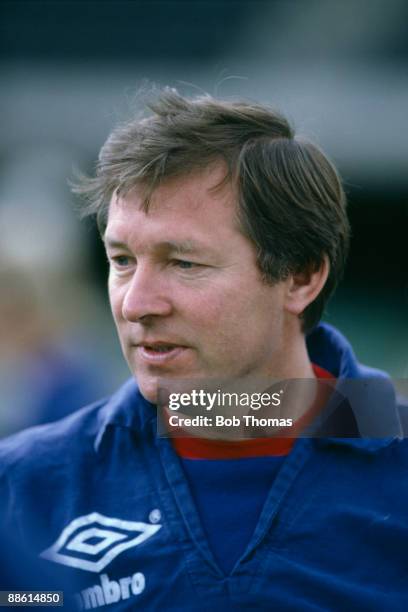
[172,364,334,460]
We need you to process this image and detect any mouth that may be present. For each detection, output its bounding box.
[136,342,188,364]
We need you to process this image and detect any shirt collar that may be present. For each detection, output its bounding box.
[94,323,403,454]
[94,377,402,456]
[94,378,156,452]
[307,323,403,451]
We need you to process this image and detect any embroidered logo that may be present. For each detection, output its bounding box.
[40,512,161,572]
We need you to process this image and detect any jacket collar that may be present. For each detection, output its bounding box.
[307,323,403,451]
[95,323,403,453]
[94,378,156,452]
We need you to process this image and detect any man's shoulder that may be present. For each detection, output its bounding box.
[0,396,108,476]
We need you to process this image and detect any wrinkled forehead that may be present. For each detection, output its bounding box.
[104,165,246,253]
[108,162,236,221]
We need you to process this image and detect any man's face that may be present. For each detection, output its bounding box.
[105,163,294,403]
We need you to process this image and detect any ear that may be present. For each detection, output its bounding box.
[284,256,330,317]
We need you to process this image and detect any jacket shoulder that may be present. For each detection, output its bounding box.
[0,397,108,477]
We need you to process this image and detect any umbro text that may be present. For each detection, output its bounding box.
[75,572,145,610]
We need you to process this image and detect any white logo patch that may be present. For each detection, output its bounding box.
[40,512,161,572]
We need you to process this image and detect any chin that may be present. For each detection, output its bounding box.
[136,378,159,404]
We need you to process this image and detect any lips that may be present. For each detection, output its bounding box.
[137,341,186,350]
[136,342,189,365]
[143,345,174,353]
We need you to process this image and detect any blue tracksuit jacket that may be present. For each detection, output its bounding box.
[0,323,407,611]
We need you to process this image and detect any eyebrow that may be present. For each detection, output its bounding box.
[103,237,208,256]
[103,238,128,249]
[159,240,206,255]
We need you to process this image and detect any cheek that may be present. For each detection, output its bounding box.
[203,284,283,347]
[108,286,125,325]
[184,289,251,349]
[184,287,234,327]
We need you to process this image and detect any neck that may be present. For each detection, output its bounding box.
[266,325,315,380]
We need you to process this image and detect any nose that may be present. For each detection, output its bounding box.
[121,265,172,322]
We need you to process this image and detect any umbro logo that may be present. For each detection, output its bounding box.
[40,512,162,573]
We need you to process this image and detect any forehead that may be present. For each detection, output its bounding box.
[105,163,241,247]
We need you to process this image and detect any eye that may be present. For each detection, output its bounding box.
[173,259,197,269]
[110,255,132,267]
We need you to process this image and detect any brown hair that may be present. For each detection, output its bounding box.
[74,88,350,332]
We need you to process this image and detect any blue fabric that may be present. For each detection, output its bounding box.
[0,323,407,611]
[181,456,284,574]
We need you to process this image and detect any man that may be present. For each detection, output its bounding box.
[0,89,407,611]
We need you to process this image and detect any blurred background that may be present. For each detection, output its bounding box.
[1,0,407,436]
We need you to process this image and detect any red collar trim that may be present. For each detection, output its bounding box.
[171,364,334,460]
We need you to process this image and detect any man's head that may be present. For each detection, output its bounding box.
[76,89,350,401]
